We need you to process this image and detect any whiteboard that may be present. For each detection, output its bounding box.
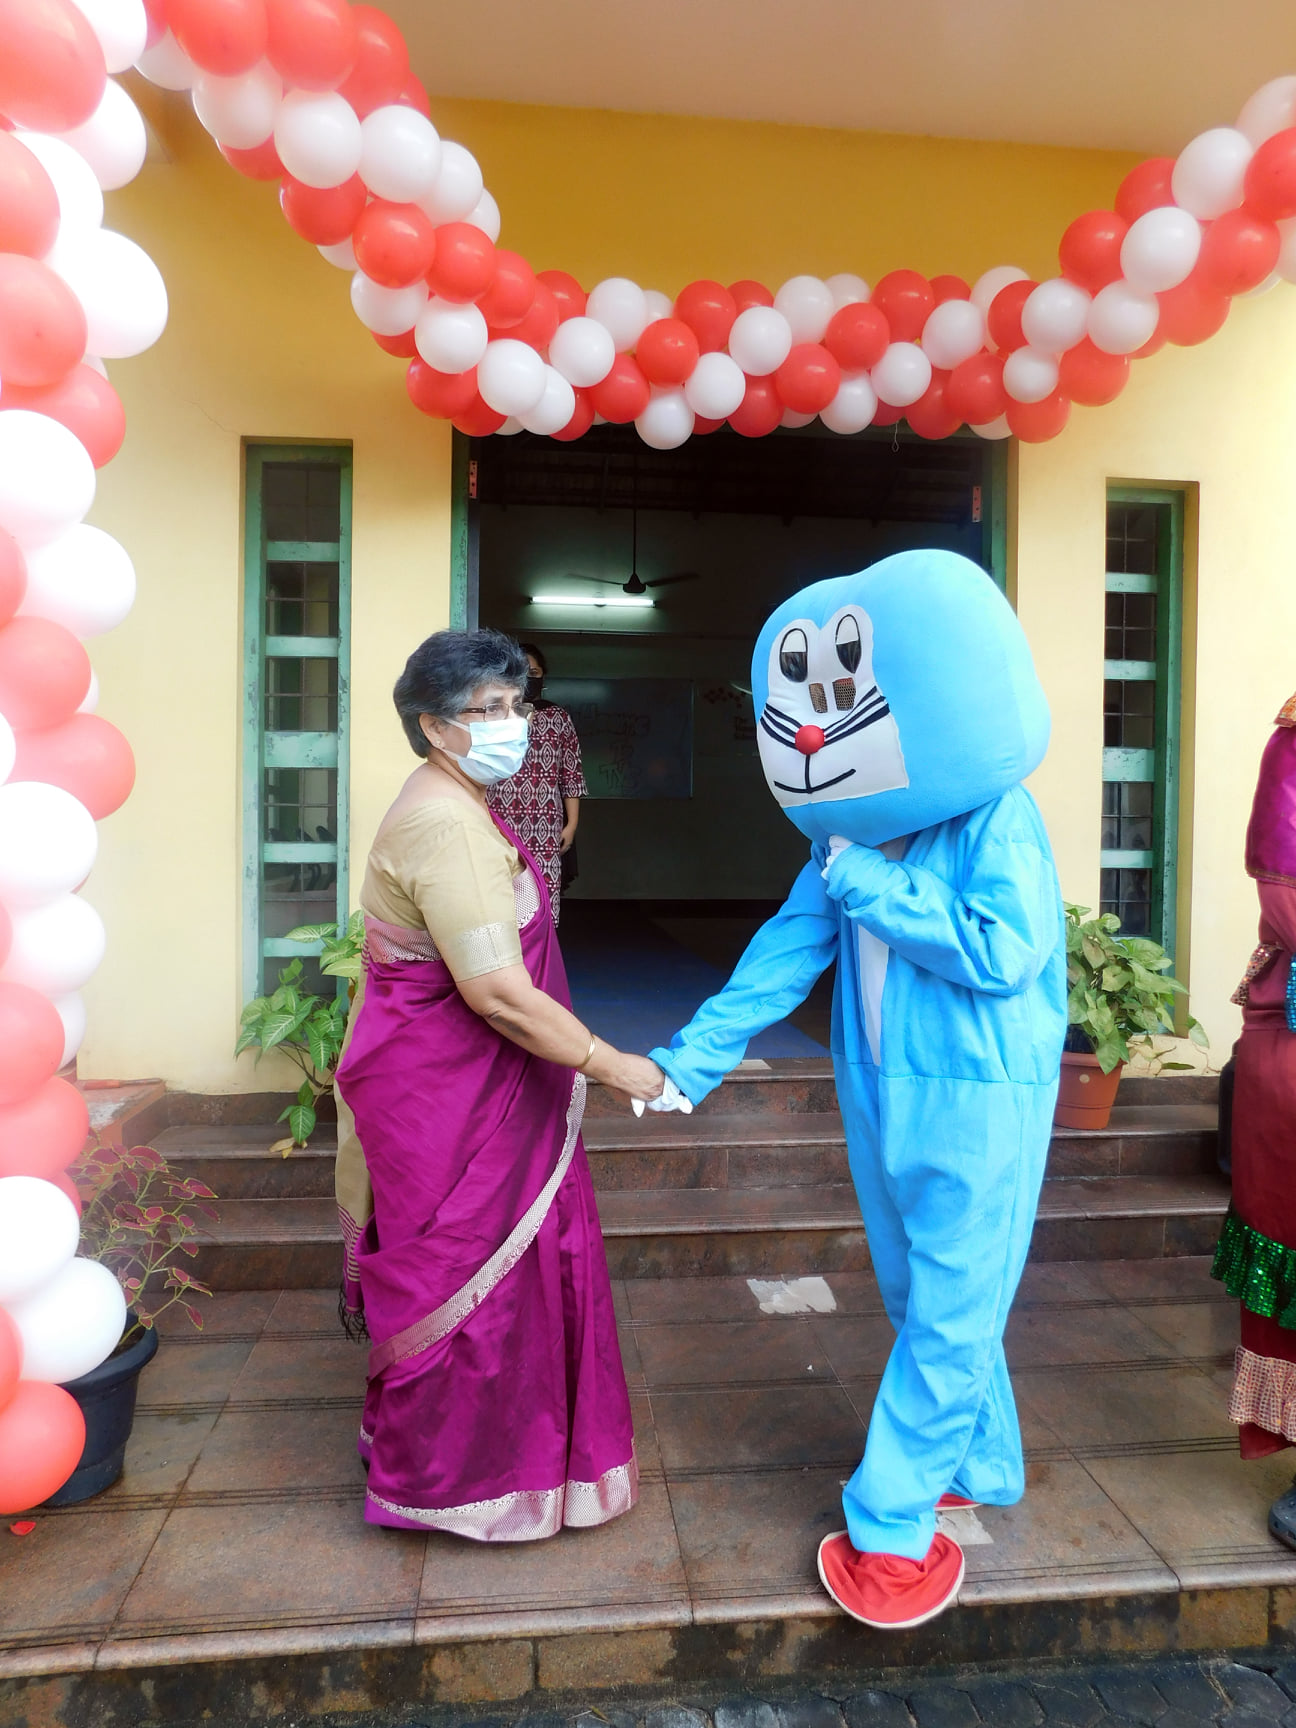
[543,678,694,800]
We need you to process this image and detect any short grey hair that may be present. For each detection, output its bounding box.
[393,628,529,757]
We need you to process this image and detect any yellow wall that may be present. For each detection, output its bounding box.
[82,87,1290,1086]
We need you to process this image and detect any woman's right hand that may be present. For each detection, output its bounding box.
[587,1045,665,1102]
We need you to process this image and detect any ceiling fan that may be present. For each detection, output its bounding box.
[567,455,703,595]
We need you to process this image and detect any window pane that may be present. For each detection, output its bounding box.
[1100,866,1152,936]
[265,561,339,637]
[1104,590,1157,663]
[266,657,338,731]
[262,860,337,935]
[1101,780,1153,851]
[1106,502,1160,575]
[262,462,341,542]
[263,766,337,844]
[1103,678,1155,749]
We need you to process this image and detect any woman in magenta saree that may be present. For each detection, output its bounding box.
[335,629,662,1540]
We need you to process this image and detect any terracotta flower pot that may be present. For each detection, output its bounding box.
[1054,1050,1124,1131]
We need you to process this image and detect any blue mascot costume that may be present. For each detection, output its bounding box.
[647,548,1066,1630]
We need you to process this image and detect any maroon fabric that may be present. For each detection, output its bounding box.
[1247,724,1296,887]
[488,705,586,919]
[1238,1309,1296,1457]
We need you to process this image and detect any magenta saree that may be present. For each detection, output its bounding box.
[334,825,637,1539]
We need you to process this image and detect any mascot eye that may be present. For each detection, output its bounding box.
[779,628,808,682]
[835,615,862,674]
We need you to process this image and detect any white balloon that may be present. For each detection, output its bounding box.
[465,188,501,243]
[193,62,282,151]
[1244,270,1281,297]
[67,0,148,72]
[81,354,107,378]
[0,715,14,784]
[273,90,361,190]
[548,316,616,388]
[350,272,427,337]
[636,388,694,451]
[517,367,576,436]
[643,290,673,323]
[419,141,483,225]
[12,1257,126,1383]
[774,275,834,343]
[358,104,441,203]
[318,236,357,270]
[135,30,197,90]
[825,272,870,309]
[15,132,103,232]
[820,370,878,434]
[413,297,487,371]
[1087,281,1160,355]
[1003,346,1060,404]
[0,784,97,910]
[970,414,1012,440]
[971,265,1029,315]
[870,341,932,407]
[1020,278,1090,354]
[920,297,985,369]
[19,524,136,638]
[477,339,547,417]
[683,350,745,419]
[0,1177,80,1305]
[1237,76,1296,148]
[54,992,86,1069]
[77,670,99,714]
[495,417,524,436]
[1,895,107,996]
[0,413,96,550]
[1278,216,1296,284]
[1171,127,1253,220]
[56,79,146,191]
[1120,207,1201,294]
[586,278,650,353]
[781,408,816,429]
[727,305,792,376]
[46,226,167,358]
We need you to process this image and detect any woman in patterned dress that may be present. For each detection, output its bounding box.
[488,643,586,923]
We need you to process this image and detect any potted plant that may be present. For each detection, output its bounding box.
[46,1140,218,1505]
[234,912,363,1149]
[1058,902,1209,1130]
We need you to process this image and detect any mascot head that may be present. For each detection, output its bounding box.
[753,550,1049,848]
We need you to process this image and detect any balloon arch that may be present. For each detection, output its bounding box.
[1,0,1296,1507]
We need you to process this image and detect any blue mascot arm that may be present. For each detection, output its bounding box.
[649,857,840,1104]
[823,815,1054,997]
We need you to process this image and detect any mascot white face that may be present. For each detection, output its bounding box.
[757,604,908,807]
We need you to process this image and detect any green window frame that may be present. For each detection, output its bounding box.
[1101,487,1183,955]
[242,443,352,999]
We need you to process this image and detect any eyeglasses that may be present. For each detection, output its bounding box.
[455,701,534,722]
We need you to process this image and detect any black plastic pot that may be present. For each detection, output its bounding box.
[43,1317,159,1506]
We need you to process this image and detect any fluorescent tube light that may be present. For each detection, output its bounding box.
[530,594,655,609]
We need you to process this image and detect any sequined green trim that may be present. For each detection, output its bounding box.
[1212,1207,1296,1328]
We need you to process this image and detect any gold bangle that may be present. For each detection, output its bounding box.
[576,1034,598,1074]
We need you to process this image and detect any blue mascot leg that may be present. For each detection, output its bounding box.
[836,1059,909,1330]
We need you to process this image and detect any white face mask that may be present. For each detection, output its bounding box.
[449,713,531,785]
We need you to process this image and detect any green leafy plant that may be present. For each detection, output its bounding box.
[71,1140,218,1346]
[1064,902,1209,1075]
[234,912,363,1148]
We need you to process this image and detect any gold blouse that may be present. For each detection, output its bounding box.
[359,799,525,982]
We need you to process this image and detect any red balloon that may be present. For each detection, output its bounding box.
[551,389,596,442]
[905,371,961,440]
[537,269,585,321]
[1244,127,1296,222]
[729,279,773,313]
[0,1307,19,1410]
[478,250,536,330]
[396,73,430,116]
[0,529,26,625]
[0,617,90,730]
[353,199,435,288]
[264,0,357,88]
[0,1077,89,1180]
[337,4,409,117]
[871,270,935,344]
[0,134,58,259]
[729,375,782,438]
[636,318,700,387]
[675,279,738,352]
[1156,273,1230,346]
[426,222,496,303]
[0,364,126,468]
[0,901,9,970]
[142,0,166,48]
[1133,326,1169,359]
[168,0,266,74]
[946,351,1007,424]
[0,983,64,1106]
[0,255,87,388]
[504,280,558,350]
[372,326,417,357]
[986,279,1036,353]
[0,0,106,133]
[0,1381,85,1514]
[1115,157,1176,223]
[871,402,905,427]
[10,712,136,817]
[824,302,890,371]
[406,358,479,419]
[1198,209,1282,295]
[1059,209,1128,291]
[1058,339,1129,406]
[51,1169,81,1214]
[775,342,841,414]
[220,136,283,179]
[279,172,365,246]
[451,395,506,436]
[1007,391,1071,443]
[930,275,970,303]
[691,414,724,435]
[589,353,650,424]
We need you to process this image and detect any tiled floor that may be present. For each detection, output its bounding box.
[4,1258,1296,1674]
